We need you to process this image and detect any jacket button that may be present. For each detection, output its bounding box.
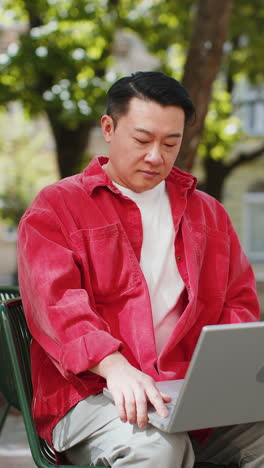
[176,256,181,261]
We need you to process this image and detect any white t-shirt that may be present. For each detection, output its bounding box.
[112,179,185,354]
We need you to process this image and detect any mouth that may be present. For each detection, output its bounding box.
[140,170,159,177]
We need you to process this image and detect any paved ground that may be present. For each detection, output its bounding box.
[0,412,36,468]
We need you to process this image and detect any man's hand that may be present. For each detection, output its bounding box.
[90,351,171,429]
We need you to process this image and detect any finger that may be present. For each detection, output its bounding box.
[124,394,137,425]
[134,390,148,429]
[113,392,127,423]
[160,391,172,403]
[147,388,169,418]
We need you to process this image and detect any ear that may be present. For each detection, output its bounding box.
[101,115,114,143]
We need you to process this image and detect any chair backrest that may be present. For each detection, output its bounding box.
[0,298,30,410]
[0,298,58,467]
[0,285,20,302]
[0,298,95,468]
[0,285,20,431]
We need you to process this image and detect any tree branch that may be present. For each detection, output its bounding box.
[226,144,264,174]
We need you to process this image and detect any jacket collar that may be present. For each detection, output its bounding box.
[82,156,197,196]
[82,156,120,195]
[166,165,197,194]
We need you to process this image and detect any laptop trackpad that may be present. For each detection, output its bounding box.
[148,379,184,427]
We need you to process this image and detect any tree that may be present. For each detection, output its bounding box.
[0,0,125,178]
[1,0,263,199]
[0,0,196,178]
[178,0,235,171]
[191,0,264,200]
[225,0,264,88]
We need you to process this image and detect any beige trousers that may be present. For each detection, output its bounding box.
[53,394,264,467]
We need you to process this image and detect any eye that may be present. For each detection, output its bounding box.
[134,138,149,144]
[164,143,176,148]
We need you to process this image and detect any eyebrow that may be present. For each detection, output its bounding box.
[134,127,182,138]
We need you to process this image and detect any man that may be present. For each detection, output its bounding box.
[18,71,262,467]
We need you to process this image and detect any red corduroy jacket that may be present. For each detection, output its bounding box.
[17,156,260,447]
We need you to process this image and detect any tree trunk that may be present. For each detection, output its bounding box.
[46,111,94,179]
[23,4,98,180]
[177,0,234,171]
[202,157,229,201]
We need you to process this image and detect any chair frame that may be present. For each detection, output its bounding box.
[0,285,20,434]
[0,285,20,302]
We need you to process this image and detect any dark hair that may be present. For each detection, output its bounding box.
[106,71,196,127]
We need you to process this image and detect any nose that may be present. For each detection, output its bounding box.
[144,144,163,165]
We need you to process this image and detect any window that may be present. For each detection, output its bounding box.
[243,193,264,262]
[233,80,264,137]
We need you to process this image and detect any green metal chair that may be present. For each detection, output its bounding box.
[0,297,234,468]
[0,285,20,433]
[0,297,106,467]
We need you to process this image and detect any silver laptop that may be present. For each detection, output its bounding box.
[104,322,264,433]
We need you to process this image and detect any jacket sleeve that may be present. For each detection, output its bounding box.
[17,191,122,379]
[219,214,260,324]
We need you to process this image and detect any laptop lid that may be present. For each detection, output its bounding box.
[149,321,264,433]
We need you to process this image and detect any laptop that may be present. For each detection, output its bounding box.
[103,321,264,433]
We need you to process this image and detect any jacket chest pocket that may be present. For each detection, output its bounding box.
[70,223,141,300]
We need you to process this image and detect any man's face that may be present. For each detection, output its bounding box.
[101,97,185,193]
